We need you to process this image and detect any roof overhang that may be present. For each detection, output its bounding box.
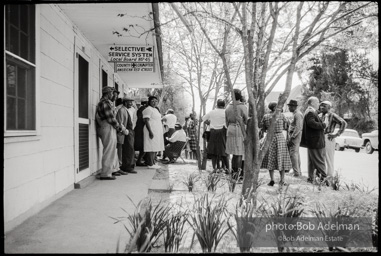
[58,2,164,88]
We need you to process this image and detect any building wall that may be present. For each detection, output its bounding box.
[4,5,122,233]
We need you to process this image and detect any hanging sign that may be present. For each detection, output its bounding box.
[116,62,154,72]
[108,45,154,63]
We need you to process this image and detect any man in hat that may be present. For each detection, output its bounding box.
[134,97,149,166]
[318,101,347,180]
[162,122,187,163]
[287,99,304,177]
[116,97,137,174]
[301,96,327,184]
[96,86,128,180]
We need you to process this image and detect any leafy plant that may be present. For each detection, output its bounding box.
[163,208,189,252]
[227,196,264,252]
[311,202,361,250]
[167,183,174,193]
[372,207,378,248]
[258,187,306,252]
[204,172,223,192]
[226,169,241,192]
[112,196,171,252]
[342,180,377,194]
[182,173,200,192]
[331,171,342,191]
[187,193,231,252]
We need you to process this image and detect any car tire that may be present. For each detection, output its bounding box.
[355,148,360,153]
[365,141,374,154]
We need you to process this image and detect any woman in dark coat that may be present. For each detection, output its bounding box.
[134,97,148,166]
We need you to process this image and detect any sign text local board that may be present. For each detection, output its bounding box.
[108,45,154,72]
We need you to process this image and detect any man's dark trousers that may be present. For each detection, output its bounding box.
[121,130,135,171]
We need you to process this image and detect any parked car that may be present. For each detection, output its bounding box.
[334,128,363,152]
[362,130,378,154]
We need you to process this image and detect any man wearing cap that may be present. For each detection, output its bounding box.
[287,99,303,177]
[116,97,137,174]
[162,122,187,163]
[134,97,149,166]
[301,96,327,184]
[96,86,128,180]
[318,101,347,179]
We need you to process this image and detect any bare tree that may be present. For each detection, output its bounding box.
[170,1,375,199]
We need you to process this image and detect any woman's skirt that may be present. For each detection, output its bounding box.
[134,122,145,151]
[207,128,227,156]
[261,132,292,171]
[226,124,245,155]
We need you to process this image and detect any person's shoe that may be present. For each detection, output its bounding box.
[306,178,313,184]
[293,173,300,177]
[136,162,147,167]
[267,180,275,186]
[112,172,121,176]
[279,181,287,186]
[99,176,116,180]
[127,170,137,174]
[147,165,160,169]
[117,170,128,175]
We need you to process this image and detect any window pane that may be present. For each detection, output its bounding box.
[78,55,89,119]
[10,26,19,55]
[9,5,19,28]
[102,70,108,88]
[7,63,17,96]
[18,98,26,130]
[26,69,36,130]
[17,66,26,99]
[20,33,29,61]
[7,97,16,130]
[20,5,29,33]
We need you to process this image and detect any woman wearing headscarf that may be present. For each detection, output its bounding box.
[225,89,248,176]
[142,96,165,168]
[260,101,292,186]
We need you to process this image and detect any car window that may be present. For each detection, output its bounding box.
[342,130,360,138]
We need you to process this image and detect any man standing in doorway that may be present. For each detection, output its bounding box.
[318,101,347,179]
[96,86,128,180]
[301,96,327,184]
[287,100,303,177]
[117,97,137,174]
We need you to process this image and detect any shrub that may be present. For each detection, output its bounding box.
[112,197,171,252]
[163,208,189,252]
[187,193,231,252]
[182,173,200,192]
[227,196,264,252]
[204,172,223,192]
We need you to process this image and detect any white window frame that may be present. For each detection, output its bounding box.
[4,5,40,140]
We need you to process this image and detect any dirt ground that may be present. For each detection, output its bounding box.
[140,160,378,253]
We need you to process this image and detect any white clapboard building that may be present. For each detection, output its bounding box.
[3,3,164,233]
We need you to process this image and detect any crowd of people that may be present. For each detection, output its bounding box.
[202,90,347,186]
[95,86,199,180]
[95,86,348,187]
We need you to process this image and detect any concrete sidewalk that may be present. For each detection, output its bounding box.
[4,165,158,254]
